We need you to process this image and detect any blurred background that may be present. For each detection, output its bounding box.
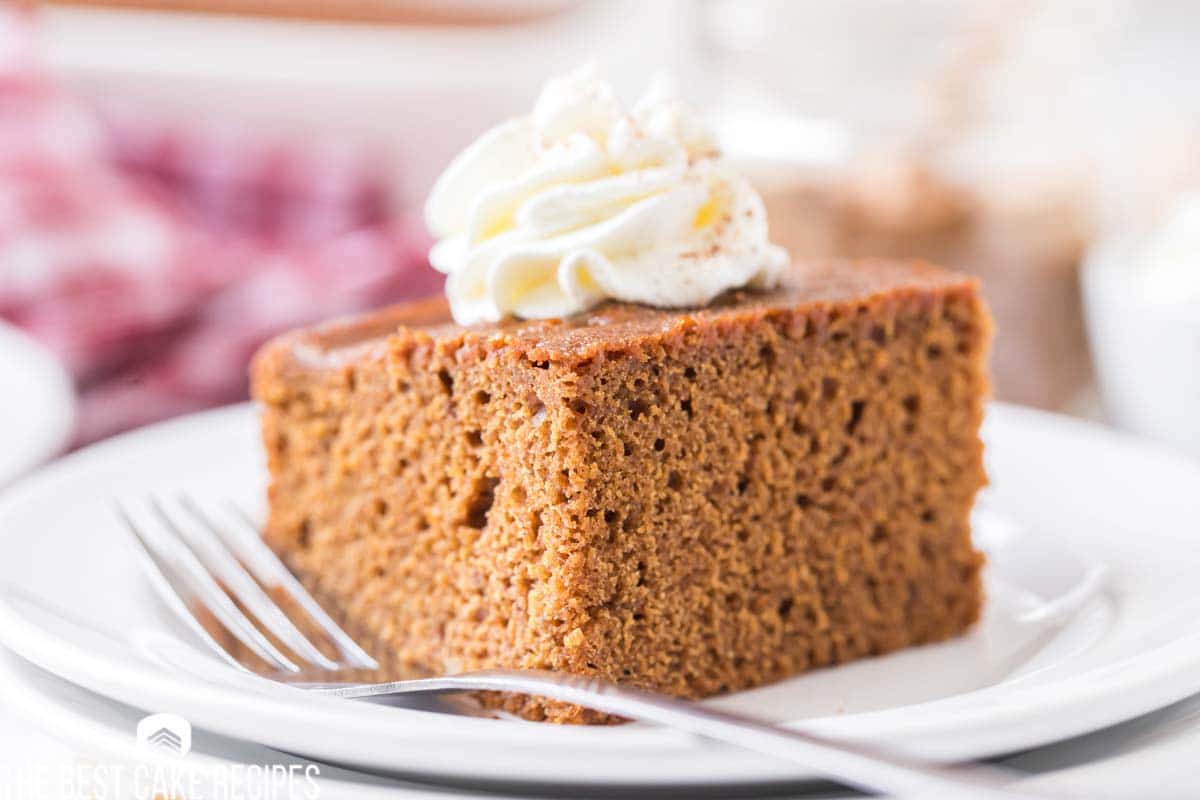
[1,0,1197,455]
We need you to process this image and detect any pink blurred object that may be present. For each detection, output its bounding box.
[0,6,438,444]
[74,222,438,444]
[100,106,393,246]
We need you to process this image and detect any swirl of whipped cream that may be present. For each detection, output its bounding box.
[425,66,789,325]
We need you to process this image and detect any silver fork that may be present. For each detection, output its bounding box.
[118,494,1039,799]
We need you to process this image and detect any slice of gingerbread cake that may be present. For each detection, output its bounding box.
[250,68,991,722]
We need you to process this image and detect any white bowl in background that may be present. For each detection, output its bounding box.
[1083,236,1200,458]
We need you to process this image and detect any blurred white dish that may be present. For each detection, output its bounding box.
[43,1,696,202]
[1,403,1199,789]
[1084,226,1200,458]
[0,321,75,487]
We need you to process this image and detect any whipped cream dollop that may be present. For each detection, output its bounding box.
[425,67,789,325]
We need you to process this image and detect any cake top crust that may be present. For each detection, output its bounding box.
[263,259,978,370]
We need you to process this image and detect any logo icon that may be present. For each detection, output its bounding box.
[136,713,192,756]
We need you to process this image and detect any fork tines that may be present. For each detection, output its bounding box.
[117,495,377,676]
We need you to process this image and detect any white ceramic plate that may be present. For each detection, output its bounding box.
[0,321,75,488]
[1,403,1199,788]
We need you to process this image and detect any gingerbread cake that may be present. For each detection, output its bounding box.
[251,257,990,722]
[251,67,992,722]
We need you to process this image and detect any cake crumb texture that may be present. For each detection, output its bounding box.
[252,260,991,723]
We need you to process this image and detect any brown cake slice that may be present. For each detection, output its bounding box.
[251,258,990,722]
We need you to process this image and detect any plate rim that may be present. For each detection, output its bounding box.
[0,648,448,800]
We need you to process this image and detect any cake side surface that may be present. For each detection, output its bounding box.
[557,275,989,704]
[252,312,600,698]
[251,259,991,722]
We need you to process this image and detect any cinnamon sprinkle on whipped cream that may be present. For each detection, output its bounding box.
[425,65,788,325]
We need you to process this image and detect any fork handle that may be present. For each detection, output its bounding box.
[303,670,1038,798]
